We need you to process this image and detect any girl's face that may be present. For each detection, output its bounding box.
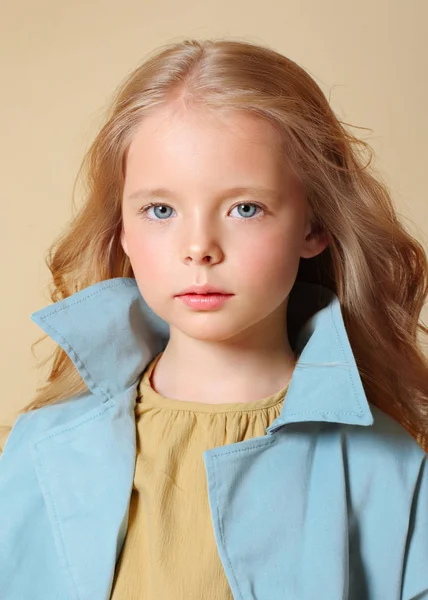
[121,103,327,344]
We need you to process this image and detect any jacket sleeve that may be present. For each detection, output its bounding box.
[401,452,428,599]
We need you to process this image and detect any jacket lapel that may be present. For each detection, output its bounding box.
[203,424,351,599]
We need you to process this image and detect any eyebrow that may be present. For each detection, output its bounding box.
[126,186,282,203]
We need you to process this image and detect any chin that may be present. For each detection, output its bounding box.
[173,319,243,343]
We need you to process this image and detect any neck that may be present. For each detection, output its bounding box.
[149,313,296,405]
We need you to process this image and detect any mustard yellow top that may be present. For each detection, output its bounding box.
[110,351,290,599]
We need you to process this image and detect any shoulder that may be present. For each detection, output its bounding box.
[0,385,138,460]
[343,403,427,488]
[369,403,426,458]
[0,391,103,458]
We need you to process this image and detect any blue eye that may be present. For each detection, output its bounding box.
[232,204,260,218]
[138,202,264,222]
[145,204,173,220]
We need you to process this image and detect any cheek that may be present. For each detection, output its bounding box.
[126,234,172,312]
[125,233,168,278]
[235,229,301,288]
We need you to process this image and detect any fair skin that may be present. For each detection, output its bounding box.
[121,99,328,404]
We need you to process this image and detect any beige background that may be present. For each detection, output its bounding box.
[1,0,427,426]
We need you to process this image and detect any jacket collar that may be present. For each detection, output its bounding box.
[31,276,373,429]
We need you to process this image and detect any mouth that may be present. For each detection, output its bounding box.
[175,292,234,309]
[176,284,233,296]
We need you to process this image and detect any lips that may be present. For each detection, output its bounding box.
[176,284,232,296]
[176,292,233,309]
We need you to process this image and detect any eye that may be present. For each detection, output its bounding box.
[230,203,264,219]
[138,202,265,222]
[139,203,174,221]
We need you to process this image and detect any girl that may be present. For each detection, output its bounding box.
[0,38,427,600]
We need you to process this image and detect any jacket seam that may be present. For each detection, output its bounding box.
[37,280,126,316]
[212,437,276,457]
[34,401,116,444]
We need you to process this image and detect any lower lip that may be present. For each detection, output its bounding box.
[176,293,233,310]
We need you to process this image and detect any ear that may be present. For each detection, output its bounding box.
[120,227,129,257]
[300,223,329,260]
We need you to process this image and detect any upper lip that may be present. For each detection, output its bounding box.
[176,284,232,296]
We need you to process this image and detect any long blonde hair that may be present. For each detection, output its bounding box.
[20,38,428,450]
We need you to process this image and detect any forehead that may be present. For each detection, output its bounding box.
[122,103,300,202]
[125,104,284,162]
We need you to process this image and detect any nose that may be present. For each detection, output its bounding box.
[180,218,224,266]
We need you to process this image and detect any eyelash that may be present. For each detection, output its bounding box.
[137,201,265,223]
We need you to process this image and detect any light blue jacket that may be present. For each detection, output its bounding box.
[0,277,427,600]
